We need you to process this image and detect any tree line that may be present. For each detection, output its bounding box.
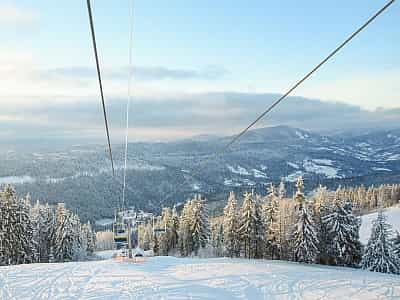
[138,179,400,275]
[0,185,96,266]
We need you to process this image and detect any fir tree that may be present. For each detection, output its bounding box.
[392,231,400,258]
[323,201,362,267]
[222,192,239,257]
[292,177,319,263]
[178,200,193,256]
[191,195,210,255]
[263,183,280,259]
[362,211,399,274]
[239,192,264,258]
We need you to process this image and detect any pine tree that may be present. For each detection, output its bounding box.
[16,194,36,264]
[362,211,399,274]
[239,192,264,258]
[191,195,210,255]
[263,183,280,259]
[392,231,400,258]
[153,233,159,255]
[82,221,95,256]
[323,201,362,267]
[292,177,319,263]
[312,185,333,264]
[170,206,180,252]
[222,192,239,257]
[178,199,194,256]
[54,203,75,262]
[211,221,224,257]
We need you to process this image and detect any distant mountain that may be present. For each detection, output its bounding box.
[1,125,400,223]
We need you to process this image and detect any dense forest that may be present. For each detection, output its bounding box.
[137,179,400,274]
[0,185,96,266]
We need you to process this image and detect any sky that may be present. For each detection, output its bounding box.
[1,0,399,142]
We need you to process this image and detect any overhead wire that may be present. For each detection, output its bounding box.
[121,0,136,210]
[220,0,396,153]
[154,0,397,204]
[86,0,115,175]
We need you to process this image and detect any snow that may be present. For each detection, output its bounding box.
[223,179,242,187]
[0,176,35,185]
[372,167,392,172]
[295,130,309,139]
[252,169,267,178]
[191,183,201,191]
[386,154,400,161]
[303,160,340,178]
[312,159,333,166]
[95,218,114,227]
[360,206,400,244]
[285,171,304,182]
[226,165,250,176]
[1,256,399,299]
[287,162,299,169]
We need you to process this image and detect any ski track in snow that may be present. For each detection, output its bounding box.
[1,257,400,299]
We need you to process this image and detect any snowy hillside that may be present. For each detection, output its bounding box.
[360,206,400,244]
[1,256,399,299]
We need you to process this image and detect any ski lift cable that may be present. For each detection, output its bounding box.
[122,0,135,210]
[158,0,396,204]
[220,0,396,154]
[86,0,115,176]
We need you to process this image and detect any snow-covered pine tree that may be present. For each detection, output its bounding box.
[263,183,280,259]
[191,195,210,255]
[153,233,159,255]
[0,185,15,265]
[222,192,239,257]
[178,199,194,256]
[138,223,153,251]
[82,221,95,256]
[54,203,75,262]
[323,201,362,267]
[292,177,319,263]
[170,206,180,252]
[210,220,224,257]
[239,192,264,258]
[15,194,36,264]
[70,213,85,261]
[312,186,334,265]
[278,178,286,200]
[362,210,399,274]
[159,207,172,255]
[392,231,400,259]
[42,203,56,262]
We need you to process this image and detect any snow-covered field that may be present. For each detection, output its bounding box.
[360,206,400,244]
[1,256,400,299]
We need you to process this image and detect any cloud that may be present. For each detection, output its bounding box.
[0,3,38,25]
[42,65,229,82]
[1,92,400,143]
[297,70,400,110]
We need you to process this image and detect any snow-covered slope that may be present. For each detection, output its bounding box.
[1,256,399,299]
[360,206,400,244]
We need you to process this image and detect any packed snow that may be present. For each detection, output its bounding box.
[360,206,400,244]
[1,256,399,299]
